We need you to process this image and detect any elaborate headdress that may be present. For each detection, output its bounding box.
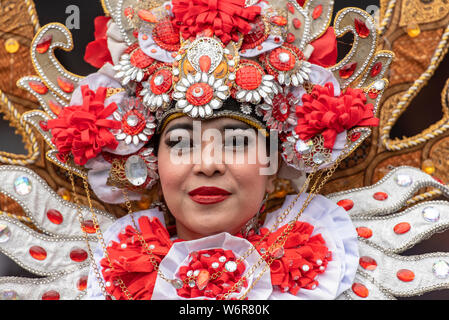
[19,0,392,205]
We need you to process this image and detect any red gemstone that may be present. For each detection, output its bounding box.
[36,35,53,54]
[293,18,302,29]
[57,76,74,93]
[77,276,88,291]
[124,7,134,19]
[29,246,47,261]
[48,100,63,116]
[270,16,287,26]
[39,121,48,131]
[354,18,371,38]
[397,269,415,282]
[352,282,369,298]
[287,3,295,14]
[356,227,373,239]
[394,222,411,234]
[371,62,383,77]
[81,220,96,234]
[42,290,60,300]
[337,199,354,211]
[29,80,48,95]
[368,91,379,99]
[350,132,361,141]
[286,33,296,43]
[46,209,63,225]
[312,5,323,20]
[359,256,377,271]
[373,192,388,201]
[339,62,357,79]
[70,248,88,262]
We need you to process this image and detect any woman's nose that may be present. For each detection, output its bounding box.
[192,139,226,177]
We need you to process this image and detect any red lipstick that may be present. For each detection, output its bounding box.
[188,186,231,204]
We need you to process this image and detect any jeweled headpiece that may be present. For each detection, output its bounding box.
[19,0,393,203]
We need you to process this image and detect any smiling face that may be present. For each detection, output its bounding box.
[157,116,278,240]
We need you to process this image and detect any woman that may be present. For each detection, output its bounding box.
[36,0,387,299]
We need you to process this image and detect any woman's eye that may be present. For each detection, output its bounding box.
[224,136,249,150]
[166,138,193,150]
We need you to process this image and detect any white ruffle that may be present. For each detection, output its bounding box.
[152,232,273,300]
[86,194,358,300]
[264,194,359,299]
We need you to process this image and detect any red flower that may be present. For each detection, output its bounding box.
[101,216,173,300]
[84,16,113,69]
[295,82,379,150]
[46,86,121,166]
[247,221,331,295]
[171,0,261,44]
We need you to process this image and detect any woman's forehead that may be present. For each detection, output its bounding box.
[162,116,253,134]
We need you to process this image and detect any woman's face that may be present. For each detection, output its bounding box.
[157,116,277,240]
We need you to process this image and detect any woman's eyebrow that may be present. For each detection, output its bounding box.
[164,123,193,135]
[221,123,252,131]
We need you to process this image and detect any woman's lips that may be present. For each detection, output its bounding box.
[188,186,231,204]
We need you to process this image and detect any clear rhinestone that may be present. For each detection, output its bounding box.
[0,224,11,243]
[124,155,148,186]
[218,256,226,263]
[373,80,385,91]
[313,153,326,165]
[1,290,18,300]
[422,206,440,223]
[395,174,413,187]
[126,115,139,127]
[171,279,184,289]
[211,262,219,269]
[153,75,164,86]
[295,139,313,154]
[188,280,196,288]
[278,52,290,63]
[149,244,155,250]
[302,264,310,272]
[121,244,127,249]
[193,270,200,277]
[14,176,32,195]
[186,270,193,277]
[225,261,237,272]
[433,260,449,279]
[271,246,284,259]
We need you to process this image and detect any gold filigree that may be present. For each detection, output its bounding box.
[399,0,449,27]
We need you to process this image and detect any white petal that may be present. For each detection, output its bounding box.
[115,71,125,79]
[131,69,139,80]
[210,99,221,109]
[138,133,149,142]
[133,135,140,145]
[113,112,122,121]
[113,64,122,71]
[184,104,194,113]
[291,74,299,86]
[187,73,195,84]
[175,84,187,92]
[192,73,200,83]
[216,91,228,100]
[297,74,304,84]
[264,96,272,105]
[116,133,126,140]
[136,70,144,82]
[198,107,205,118]
[177,99,188,108]
[299,71,309,81]
[162,94,170,103]
[261,86,272,93]
[263,74,275,81]
[208,74,215,86]
[201,72,208,83]
[284,74,291,86]
[120,60,129,65]
[182,78,190,87]
[122,76,131,86]
[236,90,247,100]
[156,96,163,107]
[125,68,135,76]
[121,54,130,60]
[278,73,285,84]
[252,91,261,103]
[173,92,185,99]
[217,85,229,92]
[245,91,253,102]
[173,68,180,76]
[125,135,132,145]
[258,89,268,98]
[205,105,213,116]
[191,107,199,118]
[228,73,236,81]
[213,79,224,89]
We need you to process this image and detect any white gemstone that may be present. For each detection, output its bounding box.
[149,244,155,250]
[373,80,385,91]
[395,174,413,187]
[211,262,219,269]
[0,224,11,243]
[124,155,148,186]
[186,270,193,277]
[316,259,323,266]
[313,153,326,165]
[121,244,127,249]
[153,75,164,86]
[126,115,139,127]
[422,206,440,223]
[14,176,32,195]
[302,264,310,272]
[193,270,200,277]
[278,52,290,63]
[218,256,226,263]
[171,279,184,289]
[295,139,312,154]
[192,87,204,97]
[433,260,449,279]
[225,261,237,272]
[188,280,196,288]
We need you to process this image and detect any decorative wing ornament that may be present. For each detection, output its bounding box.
[328,166,449,299]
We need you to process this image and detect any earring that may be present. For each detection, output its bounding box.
[240,193,269,238]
